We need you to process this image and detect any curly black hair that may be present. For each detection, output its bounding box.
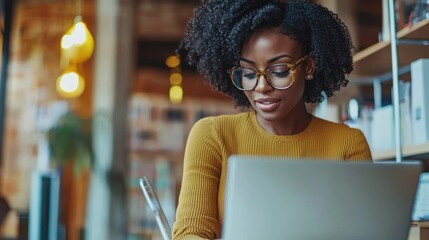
[178,0,354,107]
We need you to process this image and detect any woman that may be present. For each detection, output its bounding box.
[173,0,372,239]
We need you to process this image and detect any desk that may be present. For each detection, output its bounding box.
[408,221,429,240]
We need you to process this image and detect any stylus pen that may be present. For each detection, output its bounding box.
[139,177,172,240]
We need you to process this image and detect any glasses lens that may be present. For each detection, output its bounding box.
[231,68,257,90]
[267,65,293,89]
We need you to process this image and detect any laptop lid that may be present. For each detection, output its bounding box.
[223,156,422,240]
[139,177,172,240]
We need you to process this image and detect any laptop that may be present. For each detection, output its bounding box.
[223,155,422,240]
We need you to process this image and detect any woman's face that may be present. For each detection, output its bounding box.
[240,28,314,124]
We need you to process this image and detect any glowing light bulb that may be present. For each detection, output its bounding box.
[165,55,180,68]
[61,35,74,49]
[61,19,94,63]
[56,71,85,98]
[169,73,183,85]
[169,85,183,104]
[72,22,88,45]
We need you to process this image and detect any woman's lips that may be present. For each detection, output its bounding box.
[255,98,280,112]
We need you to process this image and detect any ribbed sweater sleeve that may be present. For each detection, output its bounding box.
[347,128,373,161]
[173,117,223,240]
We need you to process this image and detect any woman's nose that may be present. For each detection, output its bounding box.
[254,74,273,93]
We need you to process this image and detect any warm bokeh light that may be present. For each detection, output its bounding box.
[61,19,94,63]
[169,72,183,85]
[56,71,85,98]
[169,85,183,104]
[165,55,181,68]
[61,35,74,49]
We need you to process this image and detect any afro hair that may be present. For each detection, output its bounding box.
[178,0,354,107]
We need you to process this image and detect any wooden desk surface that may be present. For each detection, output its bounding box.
[408,221,429,240]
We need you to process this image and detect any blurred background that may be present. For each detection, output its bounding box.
[0,0,426,239]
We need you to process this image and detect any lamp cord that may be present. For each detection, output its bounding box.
[74,0,83,23]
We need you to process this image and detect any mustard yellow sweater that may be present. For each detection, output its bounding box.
[173,111,372,240]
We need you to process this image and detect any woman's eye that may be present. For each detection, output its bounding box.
[243,71,256,79]
[270,67,291,78]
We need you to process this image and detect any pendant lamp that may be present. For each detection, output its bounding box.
[60,0,94,63]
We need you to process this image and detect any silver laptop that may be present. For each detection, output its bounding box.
[223,155,422,240]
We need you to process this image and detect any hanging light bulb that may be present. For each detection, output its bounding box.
[61,0,94,64]
[169,85,183,104]
[56,70,85,98]
[169,72,183,85]
[61,15,94,63]
[165,55,181,68]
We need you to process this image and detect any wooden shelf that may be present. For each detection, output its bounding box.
[373,142,429,161]
[412,221,429,228]
[352,19,429,78]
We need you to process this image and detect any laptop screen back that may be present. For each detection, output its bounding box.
[223,156,421,240]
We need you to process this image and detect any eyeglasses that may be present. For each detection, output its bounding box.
[229,54,309,91]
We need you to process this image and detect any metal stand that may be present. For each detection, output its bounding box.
[388,0,403,163]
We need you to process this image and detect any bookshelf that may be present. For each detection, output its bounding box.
[373,143,429,161]
[126,93,240,239]
[350,19,429,161]
[351,12,429,238]
[353,19,429,77]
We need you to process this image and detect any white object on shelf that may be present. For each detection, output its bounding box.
[313,102,340,123]
[394,81,413,146]
[401,101,414,147]
[355,106,373,149]
[411,58,429,145]
[371,105,394,152]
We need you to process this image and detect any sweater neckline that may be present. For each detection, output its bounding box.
[247,111,316,141]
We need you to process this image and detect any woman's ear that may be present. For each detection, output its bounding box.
[305,54,316,81]
[306,54,315,75]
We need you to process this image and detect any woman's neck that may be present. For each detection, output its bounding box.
[255,103,312,136]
